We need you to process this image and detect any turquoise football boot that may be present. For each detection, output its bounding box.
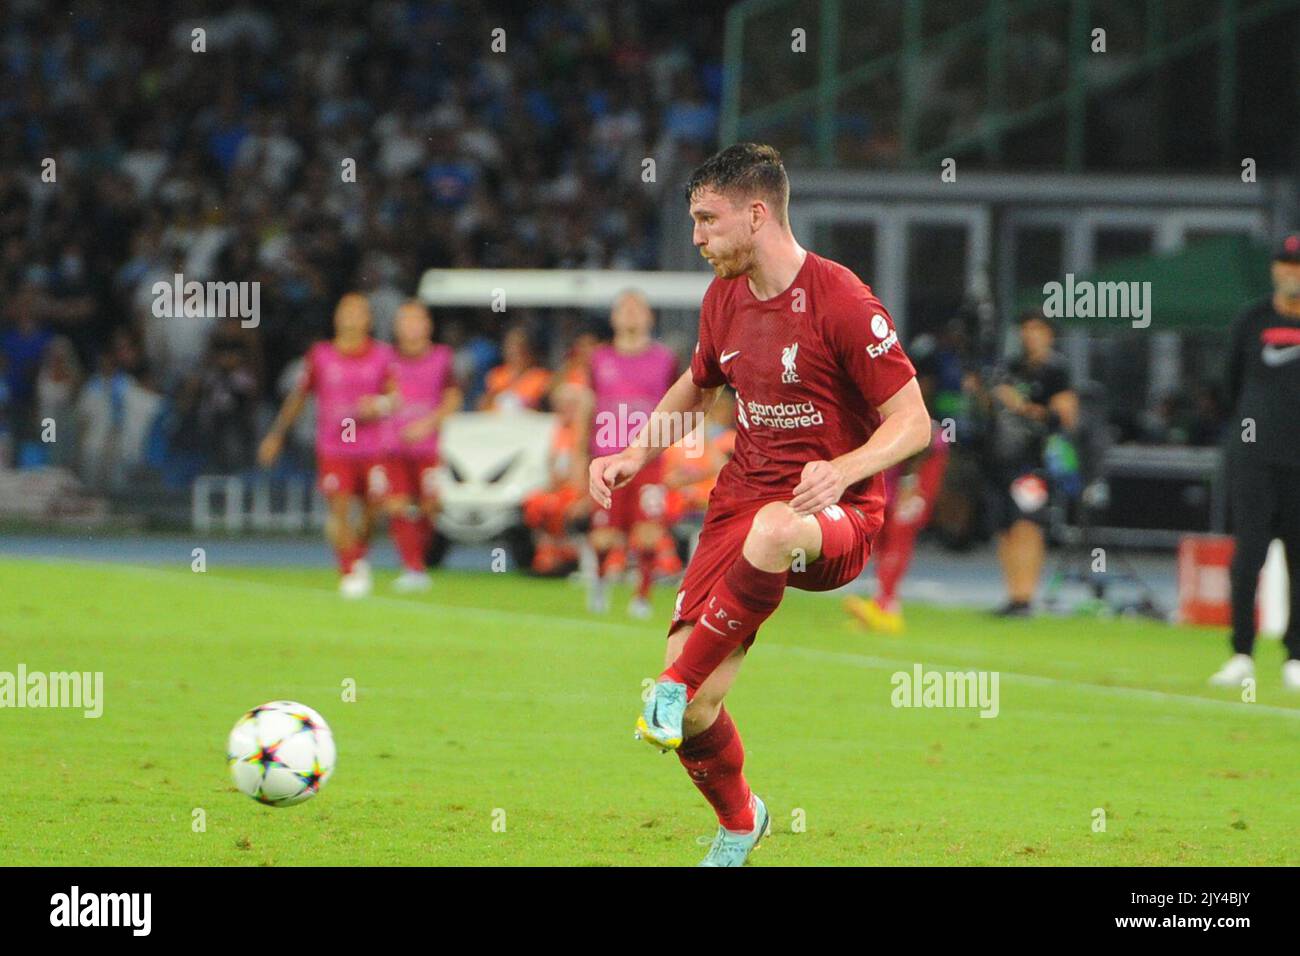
[634,679,687,751]
[698,794,771,867]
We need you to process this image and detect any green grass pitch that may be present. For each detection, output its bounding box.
[2,556,1297,866]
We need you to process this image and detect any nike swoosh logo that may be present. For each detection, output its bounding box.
[720,350,740,364]
[1261,344,1300,366]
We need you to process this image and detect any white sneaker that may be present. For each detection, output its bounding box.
[1208,653,1254,687]
[392,570,432,594]
[587,576,609,614]
[339,559,372,599]
[627,596,652,619]
[1282,660,1300,691]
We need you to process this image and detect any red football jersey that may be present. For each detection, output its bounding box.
[690,251,916,517]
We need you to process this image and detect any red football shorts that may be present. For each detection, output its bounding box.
[317,455,388,500]
[667,497,882,647]
[384,453,441,502]
[592,457,668,533]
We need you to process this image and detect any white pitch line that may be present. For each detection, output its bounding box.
[58,558,649,636]
[763,643,1300,720]
[10,557,1299,720]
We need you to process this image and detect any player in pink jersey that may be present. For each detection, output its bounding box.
[258,293,396,598]
[586,289,680,618]
[589,144,932,865]
[382,300,461,594]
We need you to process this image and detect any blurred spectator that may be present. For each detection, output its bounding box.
[34,335,82,468]
[480,324,552,412]
[1,283,52,446]
[555,326,601,390]
[75,327,161,490]
[972,312,1078,616]
[0,0,721,482]
[521,382,593,575]
[0,353,10,467]
[175,321,260,474]
[1139,382,1228,447]
[662,387,735,517]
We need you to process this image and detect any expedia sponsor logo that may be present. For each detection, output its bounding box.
[867,328,898,359]
[743,398,824,429]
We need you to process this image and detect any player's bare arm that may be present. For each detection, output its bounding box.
[357,377,400,421]
[789,377,931,516]
[588,369,721,509]
[257,386,309,467]
[401,384,463,444]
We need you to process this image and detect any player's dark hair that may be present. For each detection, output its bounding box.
[684,143,790,223]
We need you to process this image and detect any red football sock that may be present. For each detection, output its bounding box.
[636,549,655,598]
[663,554,787,696]
[874,523,900,606]
[336,542,362,574]
[391,514,426,572]
[678,707,754,832]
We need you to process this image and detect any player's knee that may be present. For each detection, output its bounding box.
[747,501,803,558]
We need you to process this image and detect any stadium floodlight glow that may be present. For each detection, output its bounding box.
[417,269,712,309]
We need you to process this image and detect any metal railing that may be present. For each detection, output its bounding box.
[192,474,326,533]
[721,0,1300,170]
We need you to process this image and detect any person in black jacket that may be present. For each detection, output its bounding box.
[978,312,1078,617]
[1210,234,1300,690]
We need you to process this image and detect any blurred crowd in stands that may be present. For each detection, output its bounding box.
[0,0,1246,506]
[0,0,720,489]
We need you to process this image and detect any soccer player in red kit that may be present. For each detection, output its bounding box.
[589,144,932,866]
[259,293,395,598]
[383,300,462,594]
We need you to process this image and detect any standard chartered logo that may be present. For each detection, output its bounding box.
[744,398,824,429]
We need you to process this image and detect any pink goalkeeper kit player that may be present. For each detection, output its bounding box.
[301,339,395,498]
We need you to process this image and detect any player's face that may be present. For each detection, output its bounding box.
[690,188,755,279]
[394,304,432,350]
[611,293,652,337]
[334,295,372,339]
[1020,319,1053,358]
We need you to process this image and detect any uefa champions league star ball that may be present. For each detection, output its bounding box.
[227,700,336,807]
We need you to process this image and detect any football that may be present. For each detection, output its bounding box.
[226,701,336,807]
